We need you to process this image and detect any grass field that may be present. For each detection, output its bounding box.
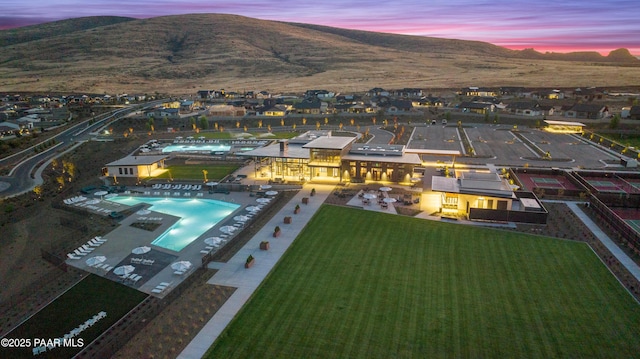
[155,164,240,180]
[2,275,147,359]
[206,205,640,358]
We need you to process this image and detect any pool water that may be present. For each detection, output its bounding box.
[108,197,240,252]
[161,144,231,153]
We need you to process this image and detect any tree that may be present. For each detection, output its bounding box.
[609,114,620,129]
[33,185,43,199]
[200,116,209,130]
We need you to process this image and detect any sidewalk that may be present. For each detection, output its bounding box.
[178,184,334,359]
[565,202,640,282]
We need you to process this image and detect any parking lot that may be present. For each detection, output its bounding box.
[409,125,465,152]
[408,123,620,169]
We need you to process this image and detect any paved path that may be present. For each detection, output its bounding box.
[565,202,640,282]
[178,184,334,359]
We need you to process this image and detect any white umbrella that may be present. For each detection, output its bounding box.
[85,255,106,267]
[234,215,250,222]
[245,206,261,212]
[259,184,272,190]
[113,265,135,276]
[204,237,223,246]
[175,136,183,140]
[136,209,151,215]
[256,198,271,204]
[265,190,278,196]
[379,187,392,192]
[206,181,219,187]
[105,193,118,198]
[131,246,151,255]
[171,261,192,272]
[383,197,397,203]
[220,225,237,234]
[94,190,108,199]
[363,193,377,199]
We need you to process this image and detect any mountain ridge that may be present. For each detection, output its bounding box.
[0,14,638,94]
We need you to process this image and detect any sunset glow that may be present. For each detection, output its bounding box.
[2,0,639,55]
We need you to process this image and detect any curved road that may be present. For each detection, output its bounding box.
[0,101,163,198]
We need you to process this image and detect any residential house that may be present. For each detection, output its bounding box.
[413,97,445,108]
[305,89,335,100]
[461,87,498,97]
[385,99,413,113]
[392,88,423,98]
[531,89,565,100]
[367,88,390,97]
[0,121,20,135]
[459,101,495,114]
[293,98,326,115]
[499,87,527,97]
[334,103,371,114]
[179,100,195,114]
[506,101,543,116]
[147,108,180,119]
[564,104,609,119]
[256,104,288,117]
[207,104,246,117]
[573,87,605,101]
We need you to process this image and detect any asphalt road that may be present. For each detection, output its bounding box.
[0,101,163,198]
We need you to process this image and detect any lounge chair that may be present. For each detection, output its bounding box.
[103,265,113,272]
[94,237,107,243]
[131,258,143,264]
[81,244,95,252]
[88,239,101,247]
[173,270,185,275]
[151,287,164,294]
[67,253,81,260]
[74,249,87,257]
[200,250,210,254]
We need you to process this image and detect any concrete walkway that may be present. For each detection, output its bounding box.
[565,202,640,282]
[178,184,334,359]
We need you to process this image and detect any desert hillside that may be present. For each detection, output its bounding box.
[0,14,638,94]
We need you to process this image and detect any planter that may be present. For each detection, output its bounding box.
[294,208,300,214]
[273,230,281,238]
[245,258,255,268]
[284,216,292,224]
[260,241,270,250]
[302,197,309,204]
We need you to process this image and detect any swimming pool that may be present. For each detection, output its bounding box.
[108,197,240,252]
[161,144,231,153]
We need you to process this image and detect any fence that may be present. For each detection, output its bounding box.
[588,195,640,256]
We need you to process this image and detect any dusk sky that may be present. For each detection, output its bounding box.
[2,0,639,55]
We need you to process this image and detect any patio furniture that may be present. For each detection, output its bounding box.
[67,253,81,260]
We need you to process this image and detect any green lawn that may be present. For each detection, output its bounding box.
[2,275,147,359]
[207,205,640,358]
[155,164,240,180]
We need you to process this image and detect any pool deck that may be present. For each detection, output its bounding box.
[178,184,334,359]
[64,188,281,297]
